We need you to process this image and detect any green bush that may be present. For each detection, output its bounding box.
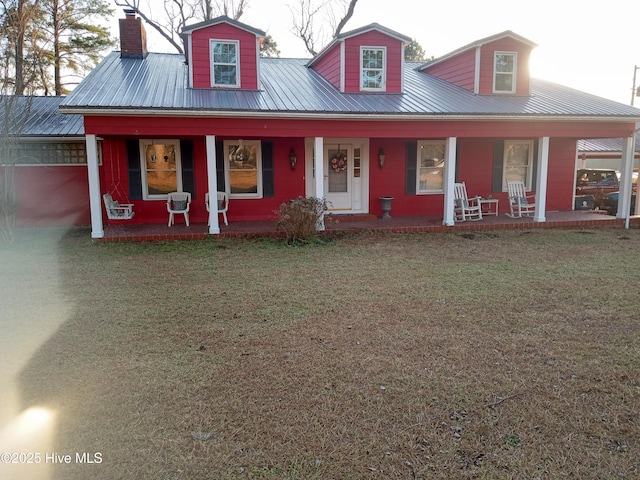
[276,196,328,243]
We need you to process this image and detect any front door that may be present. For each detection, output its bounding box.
[324,144,353,211]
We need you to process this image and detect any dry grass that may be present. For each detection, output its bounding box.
[2,227,640,479]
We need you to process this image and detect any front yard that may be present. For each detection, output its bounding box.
[1,228,639,479]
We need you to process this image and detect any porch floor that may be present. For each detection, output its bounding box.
[100,210,640,242]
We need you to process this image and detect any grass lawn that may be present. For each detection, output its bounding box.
[1,227,640,479]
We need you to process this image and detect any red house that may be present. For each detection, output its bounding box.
[60,12,640,238]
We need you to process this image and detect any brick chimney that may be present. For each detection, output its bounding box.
[119,10,147,58]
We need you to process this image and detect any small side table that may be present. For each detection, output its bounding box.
[479,197,499,216]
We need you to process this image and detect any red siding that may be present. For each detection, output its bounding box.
[190,23,259,90]
[99,136,305,225]
[14,166,90,226]
[478,38,532,95]
[311,44,342,90]
[343,31,404,93]
[423,49,476,92]
[85,116,636,141]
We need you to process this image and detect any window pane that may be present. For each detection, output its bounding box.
[362,70,382,88]
[213,43,236,63]
[419,168,443,191]
[147,171,177,195]
[495,73,513,92]
[214,65,237,85]
[495,54,514,73]
[230,170,257,194]
[145,144,176,169]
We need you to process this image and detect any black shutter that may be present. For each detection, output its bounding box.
[180,140,195,196]
[262,141,274,198]
[216,140,225,192]
[532,140,539,191]
[126,139,143,200]
[405,141,417,195]
[492,140,504,193]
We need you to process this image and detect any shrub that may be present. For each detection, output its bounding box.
[276,196,328,243]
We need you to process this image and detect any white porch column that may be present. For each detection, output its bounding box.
[534,136,549,223]
[206,135,220,234]
[443,137,457,226]
[86,134,103,239]
[618,134,635,224]
[314,137,325,231]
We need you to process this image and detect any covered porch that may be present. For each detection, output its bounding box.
[99,210,639,242]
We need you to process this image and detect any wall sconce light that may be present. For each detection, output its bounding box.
[289,148,297,170]
[378,147,386,168]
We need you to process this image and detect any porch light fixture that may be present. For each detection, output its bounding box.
[289,148,297,170]
[378,147,386,168]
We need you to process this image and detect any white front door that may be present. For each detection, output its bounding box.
[324,144,352,210]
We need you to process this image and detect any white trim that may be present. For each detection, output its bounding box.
[187,34,193,88]
[255,38,261,87]
[400,44,406,92]
[139,139,183,200]
[60,109,640,124]
[493,51,517,94]
[416,139,447,194]
[443,137,457,226]
[223,139,262,198]
[86,134,103,239]
[360,46,386,92]
[534,136,549,222]
[340,42,346,92]
[474,46,481,94]
[206,135,220,234]
[619,135,636,221]
[210,39,241,88]
[314,137,325,230]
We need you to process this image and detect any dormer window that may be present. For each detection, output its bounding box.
[211,39,240,87]
[494,52,516,93]
[361,47,386,91]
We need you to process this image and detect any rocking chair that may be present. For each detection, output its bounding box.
[507,181,536,218]
[454,182,483,221]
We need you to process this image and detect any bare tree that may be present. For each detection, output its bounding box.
[290,0,359,57]
[0,95,31,243]
[114,0,249,54]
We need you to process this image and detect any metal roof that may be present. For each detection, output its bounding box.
[0,96,84,137]
[60,52,640,121]
[578,132,640,153]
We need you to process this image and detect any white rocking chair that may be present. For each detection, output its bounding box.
[103,193,134,220]
[167,191,191,226]
[454,182,483,221]
[205,191,228,226]
[507,181,536,218]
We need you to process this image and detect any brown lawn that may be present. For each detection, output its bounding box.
[1,227,639,479]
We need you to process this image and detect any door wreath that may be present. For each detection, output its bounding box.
[330,152,347,172]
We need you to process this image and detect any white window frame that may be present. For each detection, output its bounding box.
[360,46,386,92]
[493,51,517,94]
[416,140,447,194]
[224,139,263,199]
[210,39,240,88]
[139,139,182,200]
[502,139,534,191]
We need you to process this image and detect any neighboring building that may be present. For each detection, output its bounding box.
[0,96,89,226]
[59,12,640,238]
[578,132,640,172]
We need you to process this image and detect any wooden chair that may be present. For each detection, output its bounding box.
[205,191,228,226]
[507,181,536,217]
[454,182,483,221]
[102,193,134,220]
[167,192,191,226]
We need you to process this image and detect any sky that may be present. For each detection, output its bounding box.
[109,0,640,106]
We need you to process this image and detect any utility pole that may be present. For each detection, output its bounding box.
[632,65,640,106]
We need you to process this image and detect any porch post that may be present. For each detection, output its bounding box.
[534,136,549,223]
[206,135,220,234]
[314,137,325,231]
[618,134,635,224]
[86,134,103,239]
[443,137,457,226]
